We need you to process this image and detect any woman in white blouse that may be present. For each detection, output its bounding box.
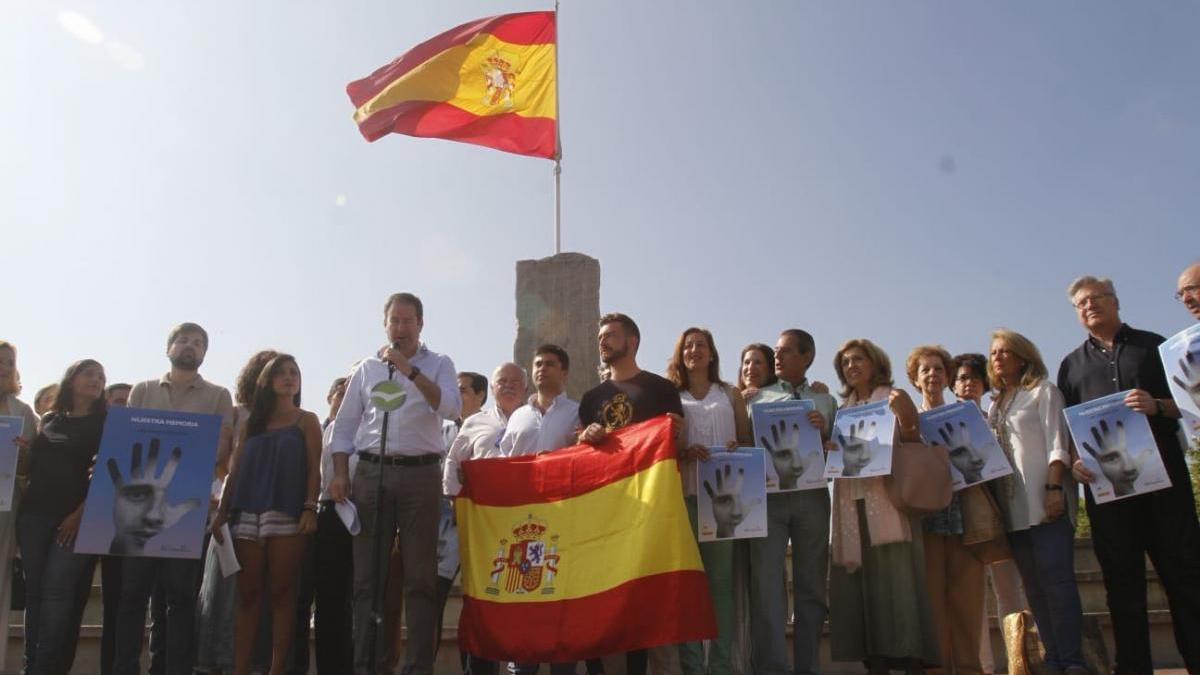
[667,327,752,675]
[986,329,1084,674]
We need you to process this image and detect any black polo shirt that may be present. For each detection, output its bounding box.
[1056,323,1187,480]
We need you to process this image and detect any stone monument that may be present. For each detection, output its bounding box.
[513,252,601,401]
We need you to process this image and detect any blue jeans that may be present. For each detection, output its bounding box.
[747,490,830,675]
[113,556,202,675]
[17,513,97,675]
[1008,517,1085,670]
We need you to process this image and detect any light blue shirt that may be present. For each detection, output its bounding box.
[757,378,838,439]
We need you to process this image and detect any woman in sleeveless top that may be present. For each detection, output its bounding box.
[213,353,321,675]
[667,328,752,675]
[196,350,277,674]
[828,339,938,674]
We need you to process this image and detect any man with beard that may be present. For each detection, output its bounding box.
[113,322,234,675]
[578,313,684,675]
[328,292,461,675]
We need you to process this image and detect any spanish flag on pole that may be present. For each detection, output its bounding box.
[456,417,717,662]
[347,11,557,159]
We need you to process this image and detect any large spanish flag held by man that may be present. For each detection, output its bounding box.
[456,417,717,662]
[347,11,557,158]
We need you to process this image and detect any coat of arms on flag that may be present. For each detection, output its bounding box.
[487,514,560,595]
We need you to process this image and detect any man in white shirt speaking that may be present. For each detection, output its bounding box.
[327,292,462,675]
[500,344,580,458]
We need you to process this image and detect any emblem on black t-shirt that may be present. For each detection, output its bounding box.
[601,392,633,430]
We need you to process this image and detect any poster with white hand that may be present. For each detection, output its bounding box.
[1160,324,1200,446]
[0,415,24,511]
[1063,390,1171,504]
[824,400,895,479]
[749,400,826,492]
[75,407,221,558]
[918,402,1012,491]
[696,450,767,542]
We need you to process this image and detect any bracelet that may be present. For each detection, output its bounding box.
[1044,484,1063,491]
[302,504,317,514]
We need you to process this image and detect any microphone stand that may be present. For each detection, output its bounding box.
[368,355,395,673]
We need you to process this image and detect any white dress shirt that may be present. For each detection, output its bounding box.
[319,420,358,501]
[990,380,1073,530]
[442,406,510,496]
[329,344,461,457]
[498,393,580,458]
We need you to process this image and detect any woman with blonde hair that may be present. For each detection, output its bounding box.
[828,339,938,674]
[907,345,984,674]
[986,330,1084,674]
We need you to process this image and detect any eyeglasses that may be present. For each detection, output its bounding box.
[1177,285,1200,302]
[1072,293,1112,309]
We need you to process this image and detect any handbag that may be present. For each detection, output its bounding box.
[886,441,952,516]
[960,484,1012,564]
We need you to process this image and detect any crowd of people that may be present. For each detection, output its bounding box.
[1,262,1199,675]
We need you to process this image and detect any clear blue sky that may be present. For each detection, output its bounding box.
[3,2,1198,418]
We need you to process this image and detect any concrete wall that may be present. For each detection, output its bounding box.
[513,252,600,401]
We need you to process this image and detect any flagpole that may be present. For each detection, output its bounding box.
[553,0,562,255]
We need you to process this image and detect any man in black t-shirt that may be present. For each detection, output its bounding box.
[579,313,683,438]
[578,312,683,675]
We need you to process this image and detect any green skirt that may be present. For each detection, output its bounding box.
[829,500,940,666]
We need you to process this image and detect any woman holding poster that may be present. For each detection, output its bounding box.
[828,339,938,674]
[17,358,107,675]
[667,327,752,675]
[908,345,985,674]
[213,354,321,675]
[986,330,1085,674]
[0,341,38,670]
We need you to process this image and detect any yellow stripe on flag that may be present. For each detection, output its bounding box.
[353,34,556,125]
[458,459,701,604]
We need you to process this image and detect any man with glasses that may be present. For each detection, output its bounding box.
[1057,276,1200,674]
[442,362,528,675]
[1177,262,1200,321]
[749,329,836,675]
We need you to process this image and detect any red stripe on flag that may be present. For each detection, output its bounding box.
[460,417,678,506]
[347,11,555,106]
[458,570,717,663]
[356,100,556,159]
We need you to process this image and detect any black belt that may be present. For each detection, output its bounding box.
[356,451,440,467]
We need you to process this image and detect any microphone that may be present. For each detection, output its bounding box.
[386,341,400,376]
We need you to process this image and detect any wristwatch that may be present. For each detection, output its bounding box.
[1154,398,1163,416]
[407,366,421,382]
[1044,484,1063,491]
